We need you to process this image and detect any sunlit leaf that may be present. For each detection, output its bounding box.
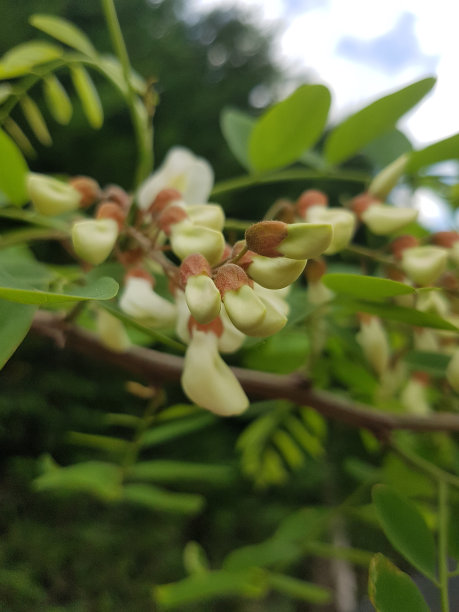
[20,96,52,146]
[249,84,331,172]
[372,485,436,580]
[70,65,103,129]
[324,78,436,164]
[323,273,415,301]
[30,14,96,56]
[0,129,28,205]
[369,554,430,612]
[0,299,36,370]
[220,107,255,170]
[43,74,73,125]
[0,41,63,79]
[407,132,459,172]
[123,483,204,514]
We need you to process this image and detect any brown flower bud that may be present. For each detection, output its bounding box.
[305,258,327,283]
[213,263,252,296]
[432,231,459,248]
[157,205,188,235]
[69,175,101,207]
[296,189,328,217]
[96,201,127,231]
[103,184,132,210]
[245,221,288,257]
[390,235,420,260]
[180,253,212,286]
[351,192,380,218]
[149,188,183,216]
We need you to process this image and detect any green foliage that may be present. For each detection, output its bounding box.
[323,273,416,301]
[0,129,28,205]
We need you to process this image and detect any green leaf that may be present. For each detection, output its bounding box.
[0,41,63,79]
[43,74,73,125]
[70,65,103,129]
[249,84,331,172]
[67,431,129,455]
[126,461,233,484]
[369,554,431,612]
[266,572,332,604]
[342,300,458,331]
[223,538,301,571]
[324,78,436,164]
[154,569,267,609]
[0,272,118,305]
[34,461,123,501]
[20,96,52,146]
[122,483,204,514]
[407,132,459,172]
[0,129,28,205]
[30,14,96,56]
[220,107,255,170]
[403,351,451,377]
[0,299,36,370]
[372,485,436,580]
[183,541,210,575]
[140,414,216,449]
[362,129,413,170]
[323,273,415,301]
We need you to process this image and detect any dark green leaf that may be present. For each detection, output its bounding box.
[0,272,118,305]
[369,553,431,612]
[34,461,123,501]
[140,414,216,449]
[67,432,129,455]
[154,568,267,609]
[126,460,233,484]
[220,107,255,170]
[323,273,415,301]
[224,538,301,571]
[123,483,204,514]
[362,129,413,169]
[372,485,436,580]
[341,300,458,331]
[403,351,450,377]
[0,299,36,370]
[0,129,28,205]
[267,572,332,604]
[407,133,459,172]
[30,14,96,56]
[249,84,331,172]
[324,78,436,164]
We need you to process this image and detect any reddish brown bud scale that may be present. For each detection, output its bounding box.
[245,220,288,258]
[305,258,327,283]
[432,231,459,248]
[149,188,183,216]
[296,189,328,216]
[357,312,374,325]
[96,201,126,231]
[103,185,132,210]
[384,265,406,282]
[188,315,224,338]
[231,240,255,268]
[413,371,430,385]
[390,235,420,260]
[351,192,380,218]
[180,253,212,286]
[219,243,233,263]
[118,247,144,267]
[213,263,252,296]
[124,267,154,286]
[157,205,188,235]
[69,176,101,207]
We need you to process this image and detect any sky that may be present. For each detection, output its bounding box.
[189,0,459,229]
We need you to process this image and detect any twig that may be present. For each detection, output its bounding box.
[30,310,459,436]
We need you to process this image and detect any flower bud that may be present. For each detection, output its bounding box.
[96,308,131,352]
[356,314,389,377]
[69,175,101,207]
[368,154,409,200]
[400,373,431,415]
[296,189,328,218]
[149,188,183,216]
[245,254,306,289]
[185,275,221,324]
[27,173,81,216]
[304,206,356,254]
[247,283,289,337]
[446,349,459,393]
[186,203,225,231]
[214,264,266,334]
[361,203,418,235]
[401,246,448,286]
[96,201,126,231]
[351,192,380,218]
[245,220,332,260]
[103,184,132,211]
[181,329,249,416]
[119,275,177,328]
[170,221,225,266]
[390,235,420,260]
[72,218,118,265]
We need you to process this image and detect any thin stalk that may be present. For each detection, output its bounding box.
[211,168,369,197]
[389,440,459,490]
[101,0,153,185]
[438,480,450,612]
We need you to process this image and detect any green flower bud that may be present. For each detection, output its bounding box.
[27,173,81,216]
[72,218,118,265]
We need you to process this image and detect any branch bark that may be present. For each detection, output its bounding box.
[31,310,459,437]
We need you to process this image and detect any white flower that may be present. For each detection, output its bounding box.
[361,204,418,235]
[305,206,356,254]
[72,218,118,265]
[137,147,214,209]
[401,246,448,286]
[356,316,390,377]
[181,330,249,416]
[119,277,176,328]
[27,173,81,216]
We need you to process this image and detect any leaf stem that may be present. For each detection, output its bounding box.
[101,0,153,185]
[438,480,450,612]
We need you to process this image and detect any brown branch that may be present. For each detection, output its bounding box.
[31,310,459,437]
